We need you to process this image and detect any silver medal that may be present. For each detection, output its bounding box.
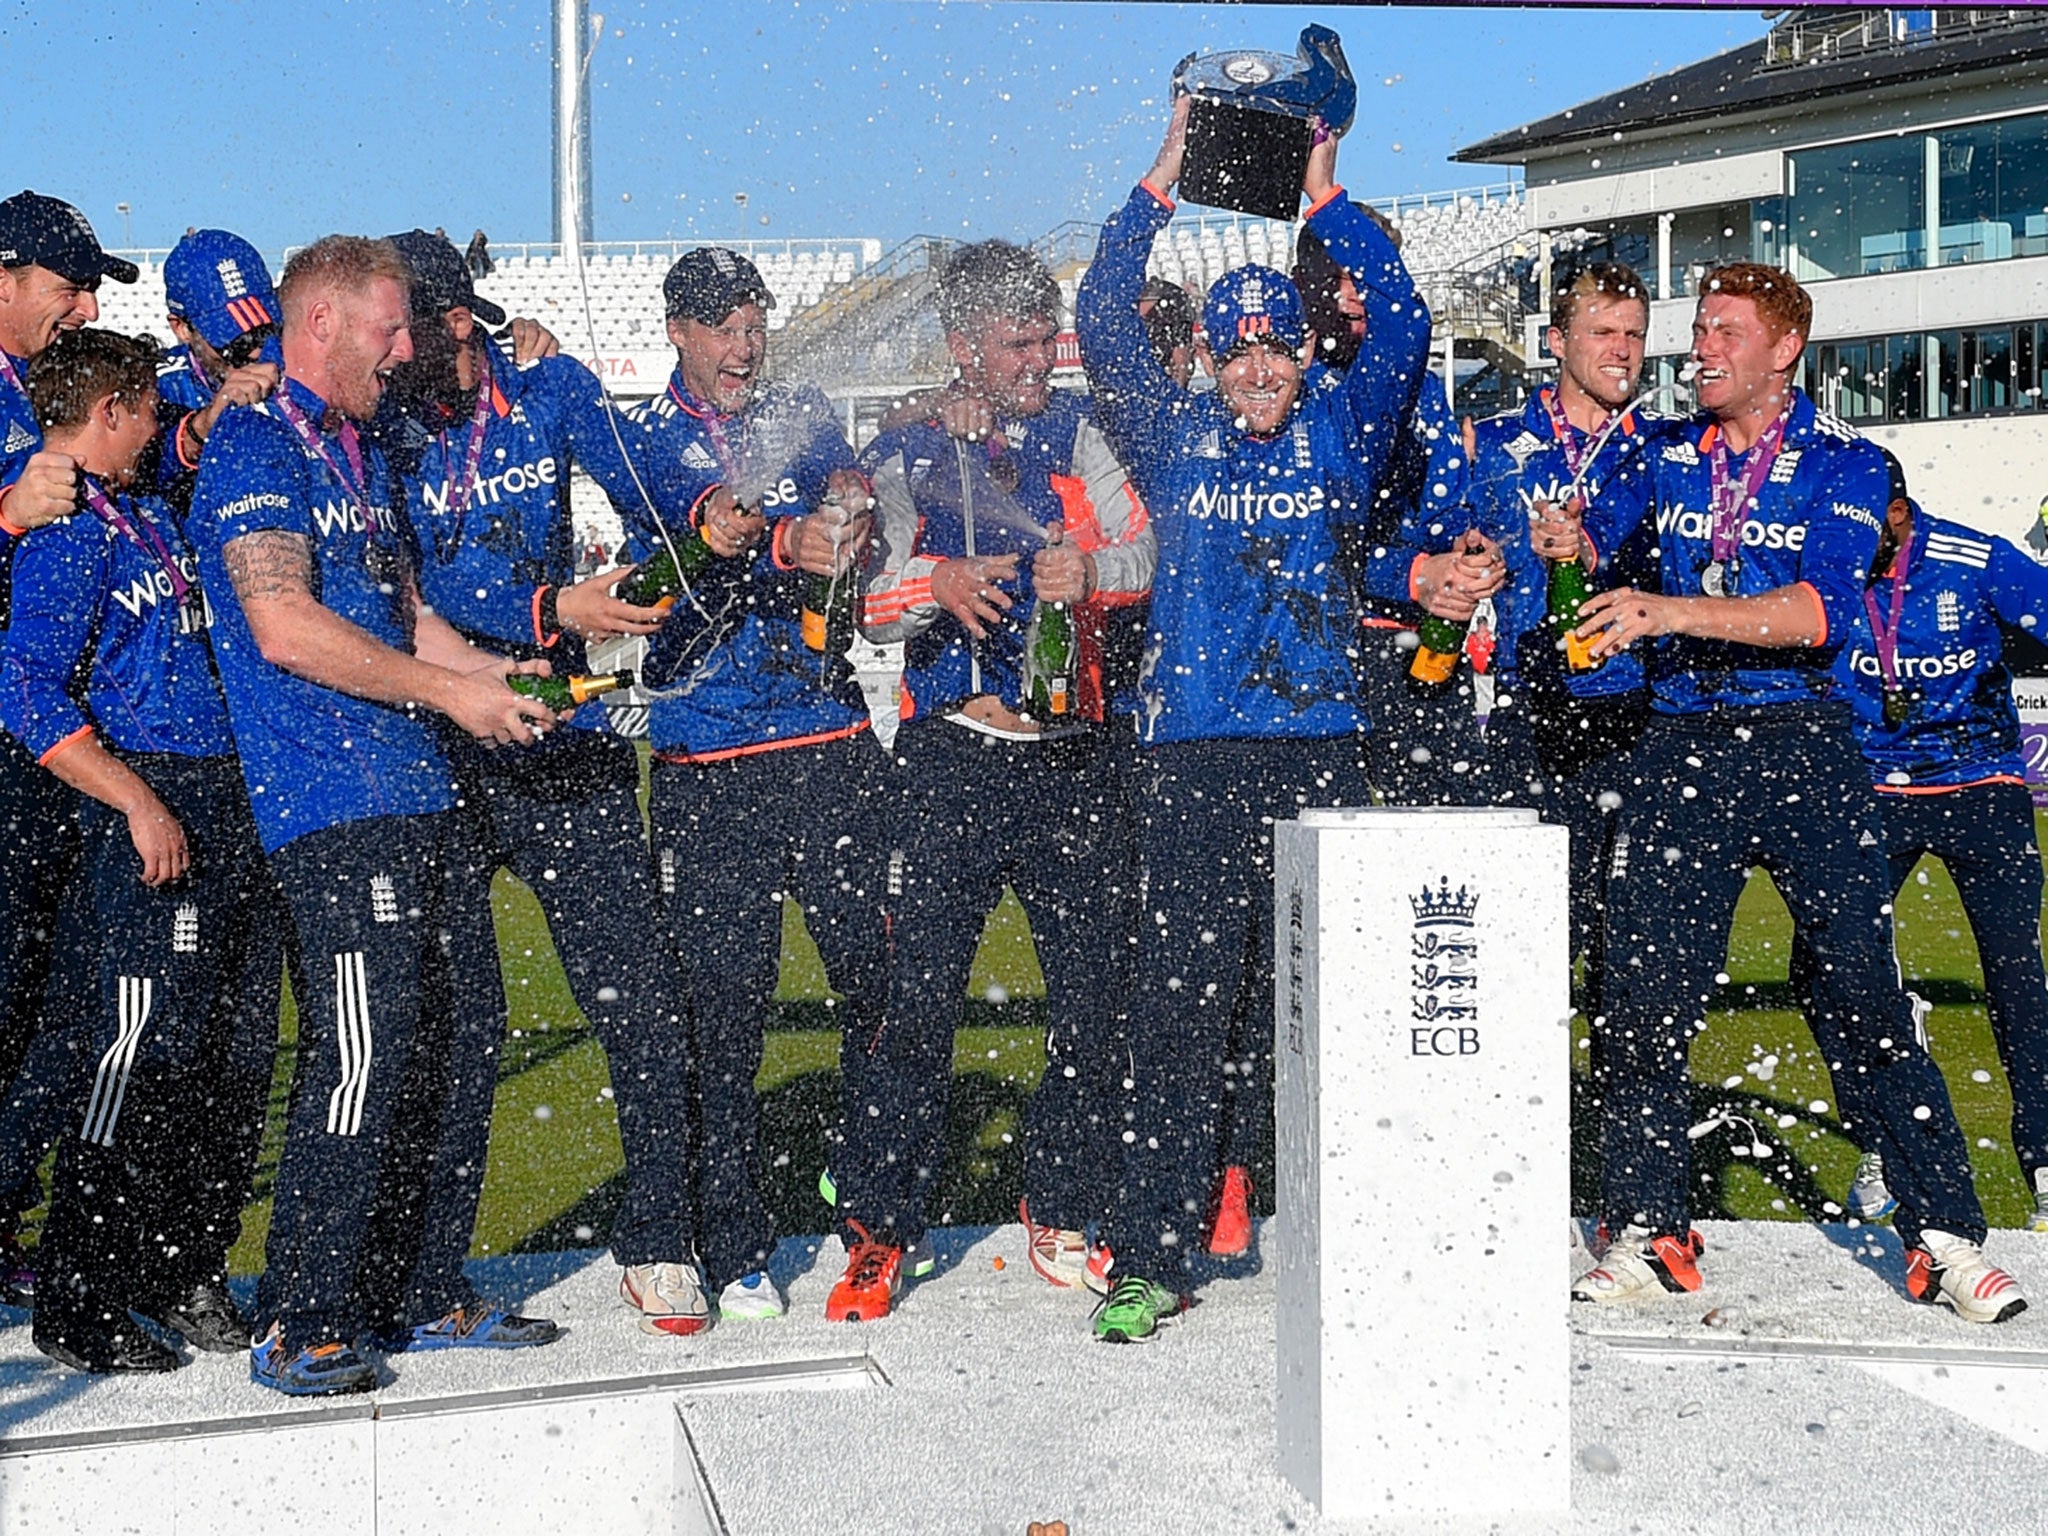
[1701,559,1726,597]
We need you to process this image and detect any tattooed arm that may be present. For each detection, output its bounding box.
[224,529,555,745]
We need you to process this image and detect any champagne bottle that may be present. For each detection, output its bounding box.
[507,669,637,710]
[1026,600,1076,721]
[1547,557,1603,673]
[1409,613,1465,686]
[800,495,860,656]
[620,530,718,613]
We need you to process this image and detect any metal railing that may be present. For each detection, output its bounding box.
[1762,7,2042,70]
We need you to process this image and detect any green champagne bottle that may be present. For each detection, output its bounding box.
[800,494,860,657]
[507,668,637,710]
[1027,600,1076,721]
[1547,557,1602,673]
[620,531,718,613]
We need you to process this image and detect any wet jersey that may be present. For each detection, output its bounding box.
[1841,508,2048,790]
[0,352,43,624]
[860,389,1153,726]
[1399,387,1657,697]
[627,375,863,759]
[1077,182,1430,744]
[386,344,671,750]
[0,485,231,761]
[190,375,454,852]
[1582,387,1882,716]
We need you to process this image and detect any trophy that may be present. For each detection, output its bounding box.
[1171,25,1356,222]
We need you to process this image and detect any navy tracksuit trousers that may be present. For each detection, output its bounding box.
[259,809,505,1350]
[0,731,90,1223]
[1596,708,1987,1250]
[1810,779,2048,1190]
[458,733,702,1273]
[837,720,1133,1246]
[34,755,281,1335]
[1484,683,1649,1011]
[1357,625,1493,807]
[649,733,892,1284]
[1100,735,1359,1275]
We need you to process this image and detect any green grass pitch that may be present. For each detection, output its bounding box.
[204,816,2046,1275]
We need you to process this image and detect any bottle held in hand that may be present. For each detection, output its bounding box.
[620,531,718,614]
[507,669,637,711]
[1025,600,1076,721]
[1547,557,1603,674]
[801,495,860,658]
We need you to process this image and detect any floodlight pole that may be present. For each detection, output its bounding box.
[553,0,594,269]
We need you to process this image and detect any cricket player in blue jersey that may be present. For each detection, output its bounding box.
[386,229,762,1337]
[0,189,139,1302]
[1384,263,1660,1000]
[192,235,566,1395]
[628,247,899,1324]
[0,329,278,1372]
[1802,451,2048,1238]
[154,229,282,503]
[1540,263,2024,1324]
[1075,101,1431,1341]
[1295,220,1491,808]
[841,238,1152,1321]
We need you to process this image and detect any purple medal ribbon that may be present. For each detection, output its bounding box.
[1862,529,1914,696]
[0,350,23,397]
[271,386,380,538]
[1540,387,1595,485]
[81,476,193,606]
[182,349,216,404]
[1705,408,1791,569]
[440,365,497,540]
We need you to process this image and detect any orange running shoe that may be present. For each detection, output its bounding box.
[1206,1166,1253,1256]
[826,1220,905,1323]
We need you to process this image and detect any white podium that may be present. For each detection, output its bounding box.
[1273,807,1571,1520]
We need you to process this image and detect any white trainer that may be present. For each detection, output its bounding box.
[620,1261,711,1336]
[717,1271,786,1320]
[1020,1199,1091,1290]
[1571,1225,1705,1303]
[1848,1149,1898,1221]
[2026,1169,2048,1236]
[1906,1230,2027,1325]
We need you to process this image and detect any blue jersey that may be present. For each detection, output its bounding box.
[1404,387,1656,698]
[152,345,213,497]
[1076,182,1430,744]
[0,486,232,761]
[0,355,43,625]
[1841,508,2048,790]
[385,345,675,753]
[1583,388,1882,716]
[860,390,1153,726]
[190,376,454,852]
[627,375,866,759]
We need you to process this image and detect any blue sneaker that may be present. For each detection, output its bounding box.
[390,1305,560,1353]
[250,1327,376,1396]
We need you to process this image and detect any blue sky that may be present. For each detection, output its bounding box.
[0,2,1761,255]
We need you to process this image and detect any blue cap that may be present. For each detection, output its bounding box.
[0,190,138,286]
[164,230,278,351]
[1203,264,1304,358]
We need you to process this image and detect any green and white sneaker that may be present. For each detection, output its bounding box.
[1849,1150,1897,1222]
[718,1271,786,1320]
[1092,1276,1180,1344]
[2027,1169,2048,1235]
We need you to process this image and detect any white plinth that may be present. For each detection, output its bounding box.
[1273,806,1571,1520]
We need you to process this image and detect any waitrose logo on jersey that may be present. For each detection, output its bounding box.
[1186,481,1328,524]
[1656,504,1807,551]
[1848,646,1980,680]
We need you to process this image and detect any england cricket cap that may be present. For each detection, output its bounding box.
[0,191,138,285]
[387,228,506,326]
[1203,263,1304,357]
[164,229,279,350]
[663,248,776,326]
